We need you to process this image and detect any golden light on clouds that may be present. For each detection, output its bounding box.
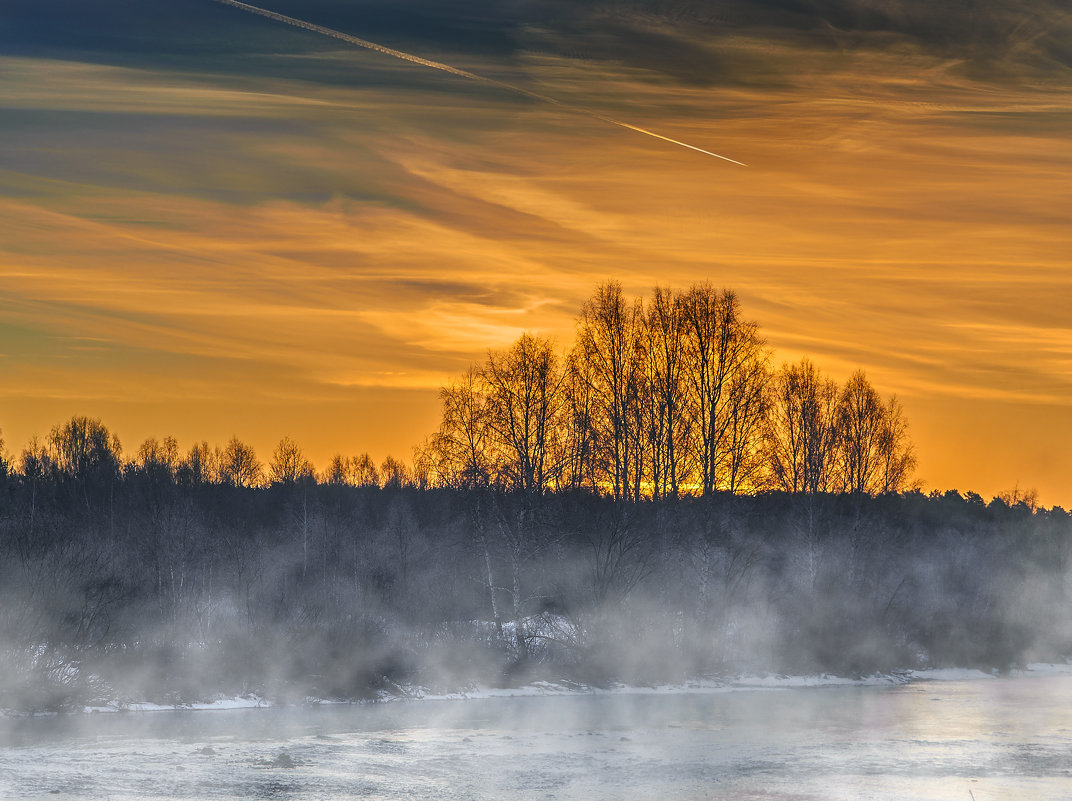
[1,4,1070,504]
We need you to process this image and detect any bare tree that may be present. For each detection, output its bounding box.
[769,359,840,493]
[722,341,771,493]
[380,455,410,489]
[575,281,645,500]
[323,454,350,485]
[18,434,47,537]
[268,436,314,485]
[48,417,122,480]
[426,282,916,503]
[220,437,262,488]
[559,346,599,492]
[584,506,653,605]
[431,365,493,488]
[180,441,220,485]
[351,453,380,487]
[47,416,122,509]
[679,286,764,495]
[645,286,690,497]
[836,371,885,494]
[998,484,1040,512]
[19,435,47,480]
[483,333,564,496]
[136,436,178,472]
[876,395,918,494]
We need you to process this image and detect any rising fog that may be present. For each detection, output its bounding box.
[1,453,1069,714]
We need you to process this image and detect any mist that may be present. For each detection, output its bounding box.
[1,460,1069,715]
[2,422,1072,801]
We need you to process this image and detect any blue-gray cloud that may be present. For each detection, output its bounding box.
[4,0,1068,88]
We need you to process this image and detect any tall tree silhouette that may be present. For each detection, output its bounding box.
[877,395,918,493]
[483,334,565,496]
[269,436,314,485]
[680,286,764,495]
[836,371,885,494]
[574,281,645,500]
[431,366,493,489]
[220,437,262,488]
[769,359,840,493]
[645,286,690,497]
[426,282,917,500]
[47,416,122,510]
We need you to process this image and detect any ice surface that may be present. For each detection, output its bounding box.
[3,673,1072,800]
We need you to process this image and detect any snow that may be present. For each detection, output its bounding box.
[67,695,270,716]
[905,662,1072,682]
[117,695,270,712]
[5,663,1072,718]
[1018,662,1072,675]
[392,670,965,702]
[6,675,1072,801]
[905,668,997,682]
[384,661,1072,702]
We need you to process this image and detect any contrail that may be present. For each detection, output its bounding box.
[210,0,746,166]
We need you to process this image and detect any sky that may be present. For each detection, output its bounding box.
[1,0,1070,504]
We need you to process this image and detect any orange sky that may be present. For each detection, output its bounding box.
[1,8,1070,505]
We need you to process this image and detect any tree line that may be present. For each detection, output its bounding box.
[3,418,414,504]
[1,281,1067,714]
[418,281,916,500]
[0,455,1067,713]
[0,282,913,503]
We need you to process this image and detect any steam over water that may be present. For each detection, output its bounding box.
[3,675,1072,800]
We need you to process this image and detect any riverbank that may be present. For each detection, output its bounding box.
[383,662,1072,702]
[6,662,1070,718]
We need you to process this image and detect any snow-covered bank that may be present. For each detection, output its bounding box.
[96,694,271,713]
[4,663,1070,718]
[0,694,271,718]
[362,661,1072,701]
[395,673,904,702]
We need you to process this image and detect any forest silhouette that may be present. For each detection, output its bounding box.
[417,281,916,500]
[0,282,1067,712]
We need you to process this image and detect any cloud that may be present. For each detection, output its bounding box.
[1,1,1070,501]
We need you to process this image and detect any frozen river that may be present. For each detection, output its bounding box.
[3,675,1071,800]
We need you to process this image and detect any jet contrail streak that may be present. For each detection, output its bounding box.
[210,0,746,166]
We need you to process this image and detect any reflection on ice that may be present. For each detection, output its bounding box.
[3,675,1072,801]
